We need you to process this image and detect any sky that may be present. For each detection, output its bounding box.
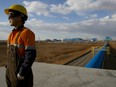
[0,0,116,40]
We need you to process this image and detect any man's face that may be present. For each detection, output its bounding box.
[8,11,20,26]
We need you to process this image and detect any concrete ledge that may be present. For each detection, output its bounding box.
[0,62,116,87]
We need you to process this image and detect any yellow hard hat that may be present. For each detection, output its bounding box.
[4,4,28,17]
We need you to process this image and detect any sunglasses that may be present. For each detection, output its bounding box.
[8,12,20,19]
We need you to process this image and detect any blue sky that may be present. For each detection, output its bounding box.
[0,0,116,40]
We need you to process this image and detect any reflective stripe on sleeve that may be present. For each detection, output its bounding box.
[17,44,25,48]
[9,44,36,50]
[25,46,36,50]
[8,44,25,49]
[13,44,25,48]
[7,43,10,47]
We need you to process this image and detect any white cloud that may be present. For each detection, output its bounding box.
[66,0,91,11]
[50,4,71,15]
[0,22,9,26]
[111,14,116,19]
[90,14,98,18]
[0,22,12,40]
[26,18,44,27]
[89,0,116,10]
[66,0,116,11]
[100,14,116,22]
[23,1,51,17]
[23,0,116,17]
[1,14,116,40]
[86,14,98,19]
[62,16,69,20]
[24,15,116,40]
[23,0,71,16]
[1,0,116,40]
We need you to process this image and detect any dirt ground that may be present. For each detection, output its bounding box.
[0,42,7,67]
[0,41,103,67]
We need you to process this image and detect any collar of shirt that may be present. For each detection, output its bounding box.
[12,25,24,31]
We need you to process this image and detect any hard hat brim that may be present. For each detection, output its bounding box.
[4,4,28,17]
[4,9,10,15]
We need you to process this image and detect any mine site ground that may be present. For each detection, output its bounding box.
[0,41,116,70]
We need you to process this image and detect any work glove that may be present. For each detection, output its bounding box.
[5,65,7,68]
[17,73,24,80]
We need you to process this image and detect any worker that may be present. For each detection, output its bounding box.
[4,4,36,87]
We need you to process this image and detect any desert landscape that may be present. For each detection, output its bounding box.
[0,41,104,67]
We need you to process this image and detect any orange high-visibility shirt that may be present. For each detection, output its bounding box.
[7,27,36,57]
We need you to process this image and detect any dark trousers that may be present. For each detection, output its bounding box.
[6,45,33,87]
[6,68,33,87]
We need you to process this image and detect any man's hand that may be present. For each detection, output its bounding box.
[17,73,24,80]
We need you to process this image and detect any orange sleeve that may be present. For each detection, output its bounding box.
[20,29,35,50]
